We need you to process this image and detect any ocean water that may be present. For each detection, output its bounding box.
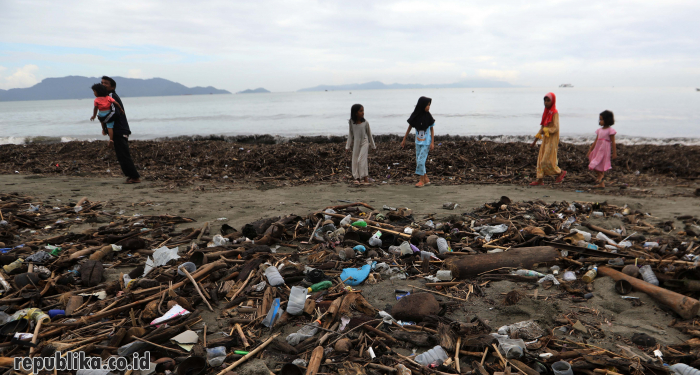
[1,87,698,145]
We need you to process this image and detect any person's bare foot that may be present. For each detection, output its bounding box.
[594,181,605,188]
[363,177,369,184]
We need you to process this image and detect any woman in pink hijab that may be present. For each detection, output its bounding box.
[530,92,567,185]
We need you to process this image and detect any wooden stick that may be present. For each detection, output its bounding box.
[235,323,249,347]
[181,267,213,311]
[196,221,210,243]
[29,318,47,356]
[306,345,324,375]
[491,344,529,375]
[408,284,467,302]
[308,217,322,243]
[455,337,461,374]
[215,333,280,375]
[134,337,188,354]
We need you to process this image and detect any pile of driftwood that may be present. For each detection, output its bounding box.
[1,138,699,192]
[0,192,699,374]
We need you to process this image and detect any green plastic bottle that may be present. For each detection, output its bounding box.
[307,280,333,292]
[351,220,367,228]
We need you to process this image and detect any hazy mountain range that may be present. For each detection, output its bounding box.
[0,76,230,101]
[237,88,270,94]
[298,79,518,92]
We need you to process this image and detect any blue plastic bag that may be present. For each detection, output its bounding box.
[353,245,366,253]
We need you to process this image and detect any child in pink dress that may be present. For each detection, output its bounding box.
[587,110,617,188]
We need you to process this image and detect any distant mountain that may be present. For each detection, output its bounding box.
[0,76,231,102]
[298,79,519,92]
[237,88,270,94]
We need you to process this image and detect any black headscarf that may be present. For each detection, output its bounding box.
[350,104,364,124]
[407,96,434,131]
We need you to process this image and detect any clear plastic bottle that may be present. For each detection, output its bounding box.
[264,266,285,286]
[513,269,545,277]
[286,320,321,345]
[562,216,576,229]
[436,238,449,253]
[287,286,307,315]
[596,232,617,245]
[414,345,448,366]
[582,267,598,283]
[639,265,659,286]
[436,270,452,281]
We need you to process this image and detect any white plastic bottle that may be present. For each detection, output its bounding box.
[414,345,448,366]
[670,363,700,375]
[639,265,659,286]
[286,286,307,315]
[369,231,382,247]
[264,266,285,286]
[436,238,449,253]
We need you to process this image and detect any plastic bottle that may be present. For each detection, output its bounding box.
[596,232,617,245]
[436,270,452,281]
[206,346,227,367]
[287,286,307,315]
[513,269,545,277]
[399,242,413,256]
[340,215,352,227]
[639,265,659,286]
[3,258,23,273]
[670,363,700,375]
[582,267,598,283]
[570,229,592,242]
[552,361,574,375]
[491,334,526,359]
[562,271,577,281]
[351,220,367,228]
[264,266,285,286]
[369,231,382,247]
[262,298,283,328]
[286,320,320,345]
[436,238,449,253]
[307,280,332,292]
[562,216,576,229]
[414,345,448,367]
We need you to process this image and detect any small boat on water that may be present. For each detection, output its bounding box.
[559,84,574,88]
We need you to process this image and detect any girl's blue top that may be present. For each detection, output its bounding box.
[415,123,434,146]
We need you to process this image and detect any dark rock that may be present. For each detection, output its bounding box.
[631,332,657,347]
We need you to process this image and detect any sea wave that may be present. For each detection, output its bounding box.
[1,134,699,146]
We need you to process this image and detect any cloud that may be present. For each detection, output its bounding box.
[0,0,698,91]
[477,69,520,82]
[126,69,143,78]
[0,64,39,89]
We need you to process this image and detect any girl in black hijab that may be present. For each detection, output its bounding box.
[401,96,435,187]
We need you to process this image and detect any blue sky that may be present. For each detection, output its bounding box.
[1,0,698,91]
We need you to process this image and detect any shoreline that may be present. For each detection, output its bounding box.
[3,133,700,146]
[0,139,698,198]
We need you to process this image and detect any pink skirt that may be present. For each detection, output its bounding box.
[588,140,612,172]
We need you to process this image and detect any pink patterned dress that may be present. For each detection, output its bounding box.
[588,127,616,172]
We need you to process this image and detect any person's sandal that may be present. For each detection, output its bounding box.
[555,170,567,184]
[529,180,544,186]
[415,182,424,188]
[125,178,141,184]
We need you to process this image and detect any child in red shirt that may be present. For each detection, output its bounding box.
[90,84,124,146]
